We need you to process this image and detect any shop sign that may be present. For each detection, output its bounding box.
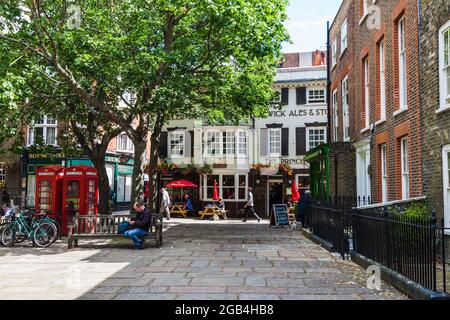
[29,152,65,159]
[260,167,278,176]
[268,108,327,118]
[118,164,133,175]
[280,158,310,169]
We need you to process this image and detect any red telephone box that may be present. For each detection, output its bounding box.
[61,165,98,235]
[35,166,64,221]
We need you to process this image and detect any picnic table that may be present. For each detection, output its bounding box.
[288,207,296,222]
[199,206,228,220]
[170,204,188,218]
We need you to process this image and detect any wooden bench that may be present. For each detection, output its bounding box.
[67,212,163,249]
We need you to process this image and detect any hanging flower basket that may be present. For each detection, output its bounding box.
[197,164,213,176]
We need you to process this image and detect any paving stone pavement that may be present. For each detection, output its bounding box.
[0,219,408,300]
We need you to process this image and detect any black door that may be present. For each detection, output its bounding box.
[269,182,284,214]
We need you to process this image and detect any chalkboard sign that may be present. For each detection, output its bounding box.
[270,204,290,227]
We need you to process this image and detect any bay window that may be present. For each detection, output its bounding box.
[28,115,57,146]
[223,131,236,156]
[237,131,248,156]
[439,21,450,111]
[205,131,221,156]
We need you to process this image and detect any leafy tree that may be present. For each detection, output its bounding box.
[0,0,289,213]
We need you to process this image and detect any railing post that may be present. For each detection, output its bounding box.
[384,206,390,269]
[442,218,447,293]
[432,210,437,292]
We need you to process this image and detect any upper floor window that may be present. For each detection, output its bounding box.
[169,131,184,157]
[223,131,236,156]
[237,131,248,156]
[332,89,338,142]
[332,39,337,67]
[360,0,369,20]
[341,19,348,53]
[268,128,281,156]
[342,76,350,141]
[28,115,57,146]
[398,17,408,111]
[378,39,386,120]
[117,133,134,153]
[363,56,370,129]
[205,131,221,156]
[439,20,450,112]
[307,127,326,151]
[307,88,326,104]
[401,137,410,200]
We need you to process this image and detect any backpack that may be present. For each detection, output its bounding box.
[118,221,132,234]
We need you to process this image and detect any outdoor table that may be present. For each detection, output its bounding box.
[199,206,226,220]
[170,204,188,218]
[288,207,296,222]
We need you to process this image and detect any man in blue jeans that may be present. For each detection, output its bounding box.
[124,201,152,250]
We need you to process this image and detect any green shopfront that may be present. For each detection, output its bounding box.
[21,149,135,211]
[304,144,330,199]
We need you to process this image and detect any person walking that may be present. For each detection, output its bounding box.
[242,187,261,223]
[124,201,152,250]
[297,189,312,228]
[161,188,171,220]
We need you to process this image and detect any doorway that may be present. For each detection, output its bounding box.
[267,180,283,216]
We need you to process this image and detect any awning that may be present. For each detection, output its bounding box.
[165,180,198,188]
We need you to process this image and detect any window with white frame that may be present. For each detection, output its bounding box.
[307,88,326,104]
[363,56,370,129]
[268,128,281,156]
[401,137,410,200]
[443,144,450,229]
[117,133,134,153]
[307,128,326,151]
[439,21,450,111]
[332,39,337,67]
[381,144,388,203]
[332,89,338,142]
[342,76,350,141]
[237,131,247,156]
[169,131,184,157]
[202,174,247,201]
[398,17,408,110]
[223,131,235,156]
[0,164,5,188]
[205,131,221,156]
[360,0,369,19]
[27,115,57,146]
[341,19,348,53]
[379,39,386,120]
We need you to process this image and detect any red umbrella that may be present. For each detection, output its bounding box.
[165,180,198,188]
[212,179,219,201]
[291,181,301,202]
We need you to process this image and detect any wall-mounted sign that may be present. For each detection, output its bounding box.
[213,163,227,169]
[268,108,327,118]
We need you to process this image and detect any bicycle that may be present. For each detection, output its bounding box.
[1,210,57,248]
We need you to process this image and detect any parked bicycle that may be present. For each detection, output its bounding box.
[1,209,58,248]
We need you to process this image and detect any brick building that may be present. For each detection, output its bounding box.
[419,0,450,228]
[327,0,424,205]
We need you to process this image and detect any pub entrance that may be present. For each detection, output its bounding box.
[267,180,283,216]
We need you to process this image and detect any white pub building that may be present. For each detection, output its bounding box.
[158,51,327,217]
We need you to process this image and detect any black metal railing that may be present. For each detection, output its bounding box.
[353,205,448,294]
[304,196,449,294]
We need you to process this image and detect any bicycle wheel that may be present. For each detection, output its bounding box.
[1,223,20,247]
[33,222,57,248]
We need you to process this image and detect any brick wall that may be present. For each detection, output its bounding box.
[330,0,423,204]
[328,142,356,198]
[420,0,450,218]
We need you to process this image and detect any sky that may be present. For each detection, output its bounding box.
[282,0,343,53]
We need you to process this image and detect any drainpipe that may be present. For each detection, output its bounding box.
[326,21,332,145]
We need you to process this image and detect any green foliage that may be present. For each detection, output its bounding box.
[197,164,213,175]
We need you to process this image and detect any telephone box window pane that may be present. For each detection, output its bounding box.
[39,180,52,211]
[66,181,80,216]
[87,180,96,215]
[125,176,132,202]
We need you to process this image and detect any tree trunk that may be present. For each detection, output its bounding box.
[92,149,111,214]
[147,132,160,213]
[130,137,147,212]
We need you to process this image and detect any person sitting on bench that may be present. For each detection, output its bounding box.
[124,201,152,250]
